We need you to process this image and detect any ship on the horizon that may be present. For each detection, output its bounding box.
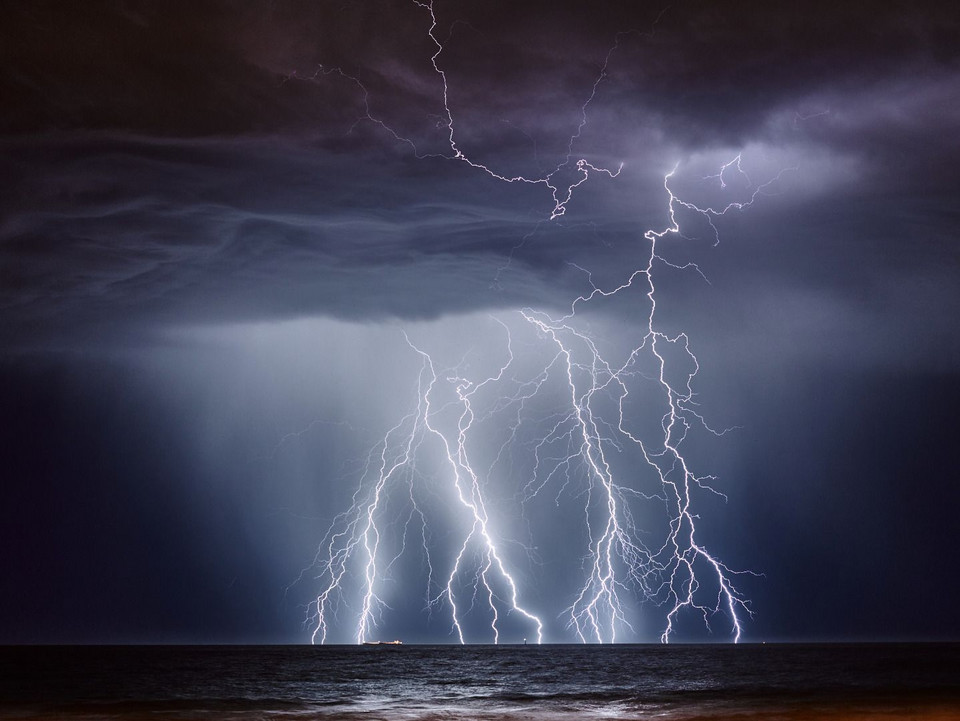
[362,640,403,645]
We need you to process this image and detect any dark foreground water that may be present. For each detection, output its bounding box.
[1,644,957,720]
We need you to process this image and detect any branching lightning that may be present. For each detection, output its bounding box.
[516,161,789,643]
[300,1,789,644]
[412,0,624,220]
[306,328,544,644]
[293,0,625,221]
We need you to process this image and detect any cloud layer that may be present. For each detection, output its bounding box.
[2,1,957,350]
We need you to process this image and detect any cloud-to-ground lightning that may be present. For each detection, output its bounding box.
[517,162,790,643]
[301,0,789,644]
[305,329,544,644]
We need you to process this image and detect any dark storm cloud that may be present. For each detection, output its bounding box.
[0,132,573,347]
[611,2,959,142]
[4,1,957,143]
[2,1,958,349]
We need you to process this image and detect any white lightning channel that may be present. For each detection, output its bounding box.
[516,161,789,642]
[299,0,788,644]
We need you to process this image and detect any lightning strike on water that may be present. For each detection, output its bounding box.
[305,327,544,645]
[301,1,790,644]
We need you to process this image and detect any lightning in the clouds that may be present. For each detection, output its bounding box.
[301,1,788,644]
[293,0,625,220]
[411,0,625,220]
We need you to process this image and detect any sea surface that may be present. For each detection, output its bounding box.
[1,643,957,720]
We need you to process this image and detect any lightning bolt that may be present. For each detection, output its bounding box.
[413,328,543,644]
[305,327,543,644]
[299,1,791,644]
[412,0,625,220]
[516,162,791,643]
[292,0,625,221]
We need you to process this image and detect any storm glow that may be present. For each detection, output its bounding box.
[299,1,790,645]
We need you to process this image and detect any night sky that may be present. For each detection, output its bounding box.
[1,1,958,644]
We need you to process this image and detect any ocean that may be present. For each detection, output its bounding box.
[1,643,957,720]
